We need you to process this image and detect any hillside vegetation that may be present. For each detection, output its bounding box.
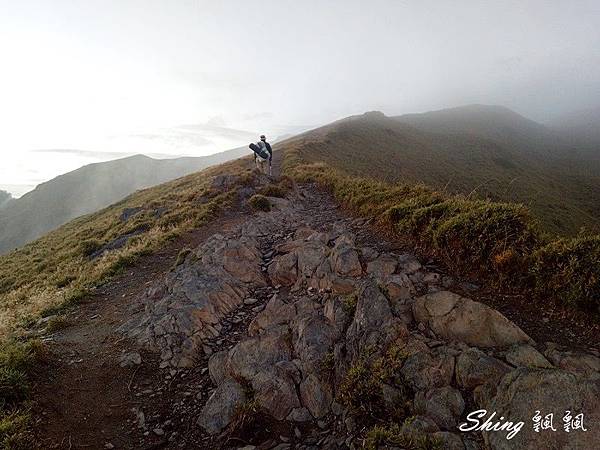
[0,158,259,338]
[0,148,250,255]
[281,107,600,236]
[281,135,600,315]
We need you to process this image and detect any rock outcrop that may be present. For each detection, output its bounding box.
[413,291,533,347]
[122,186,600,449]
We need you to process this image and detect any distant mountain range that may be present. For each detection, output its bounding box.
[2,104,600,254]
[547,106,600,155]
[0,190,13,210]
[279,104,600,235]
[0,146,251,254]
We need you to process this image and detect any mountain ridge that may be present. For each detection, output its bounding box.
[277,105,600,235]
[0,147,251,254]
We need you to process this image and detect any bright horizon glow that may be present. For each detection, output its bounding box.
[1,1,600,196]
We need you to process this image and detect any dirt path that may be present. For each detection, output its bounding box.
[31,153,600,449]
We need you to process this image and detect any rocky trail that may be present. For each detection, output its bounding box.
[31,161,600,450]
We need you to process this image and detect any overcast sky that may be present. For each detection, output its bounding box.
[1,0,600,196]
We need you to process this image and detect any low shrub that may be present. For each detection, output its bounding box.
[259,183,287,198]
[338,343,410,421]
[0,340,43,408]
[79,239,102,257]
[531,235,600,312]
[365,423,443,450]
[45,316,72,333]
[282,152,600,315]
[248,194,271,212]
[174,248,192,268]
[0,409,33,450]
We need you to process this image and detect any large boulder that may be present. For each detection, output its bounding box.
[346,282,408,360]
[400,347,455,391]
[198,379,247,434]
[485,368,600,449]
[456,347,511,390]
[505,344,552,369]
[413,291,532,348]
[330,241,362,277]
[366,254,397,279]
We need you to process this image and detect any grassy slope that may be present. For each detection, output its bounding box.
[0,147,251,255]
[0,157,257,339]
[279,109,600,236]
[280,127,600,315]
[0,156,269,446]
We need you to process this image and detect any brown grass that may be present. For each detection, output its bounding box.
[282,145,600,314]
[0,158,254,340]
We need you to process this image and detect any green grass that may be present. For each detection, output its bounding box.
[0,340,44,449]
[282,145,600,315]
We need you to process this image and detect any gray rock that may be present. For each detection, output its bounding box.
[268,252,298,287]
[119,352,141,368]
[486,368,600,449]
[330,241,362,277]
[431,432,465,450]
[413,291,532,348]
[544,347,600,376]
[366,255,397,279]
[227,326,292,380]
[456,347,511,390]
[252,369,300,420]
[299,373,333,419]
[401,415,440,434]
[505,344,552,368]
[360,247,379,262]
[346,282,408,361]
[208,351,229,386]
[400,347,455,391]
[397,254,422,274]
[384,273,416,302]
[286,407,313,422]
[198,379,246,434]
[124,232,266,367]
[323,296,351,334]
[414,386,465,430]
[296,242,329,276]
[293,315,337,374]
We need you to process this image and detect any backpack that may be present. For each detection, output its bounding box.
[249,142,269,160]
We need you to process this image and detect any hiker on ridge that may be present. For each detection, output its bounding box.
[252,135,272,176]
